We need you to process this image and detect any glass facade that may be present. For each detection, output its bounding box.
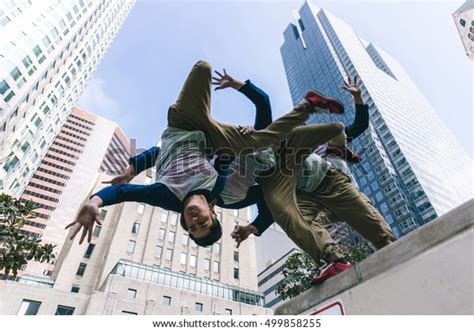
[280,2,473,238]
[111,259,265,307]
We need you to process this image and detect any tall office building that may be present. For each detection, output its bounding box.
[13,107,130,280]
[280,1,473,238]
[0,170,270,315]
[0,0,136,196]
[453,0,474,60]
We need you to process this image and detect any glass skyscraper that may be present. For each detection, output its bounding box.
[280,1,473,238]
[0,0,136,196]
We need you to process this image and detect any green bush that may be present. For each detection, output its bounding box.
[0,194,56,279]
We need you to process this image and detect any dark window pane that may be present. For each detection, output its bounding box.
[76,263,87,276]
[17,300,41,315]
[55,305,75,315]
[84,244,95,258]
[162,296,171,305]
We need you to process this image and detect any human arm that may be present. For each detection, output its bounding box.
[103,146,161,185]
[221,185,275,246]
[65,182,180,244]
[342,76,369,142]
[212,70,273,130]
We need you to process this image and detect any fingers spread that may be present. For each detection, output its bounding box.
[65,221,76,230]
[79,226,88,245]
[214,70,223,78]
[87,225,93,243]
[69,223,81,240]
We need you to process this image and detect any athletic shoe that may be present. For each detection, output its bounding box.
[312,262,352,285]
[326,145,361,163]
[304,91,345,115]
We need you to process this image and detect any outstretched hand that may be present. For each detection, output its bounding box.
[65,202,102,244]
[212,69,235,91]
[342,76,362,98]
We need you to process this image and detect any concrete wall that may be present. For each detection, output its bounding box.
[0,274,272,315]
[275,199,474,315]
[0,282,90,315]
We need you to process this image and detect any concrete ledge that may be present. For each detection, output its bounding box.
[275,199,474,315]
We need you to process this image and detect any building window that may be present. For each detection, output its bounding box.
[122,310,137,315]
[131,222,140,235]
[17,299,41,315]
[169,213,177,226]
[155,245,163,259]
[182,234,189,246]
[234,251,239,262]
[165,249,173,261]
[84,244,95,259]
[195,302,203,312]
[180,253,187,265]
[127,240,136,253]
[234,268,240,279]
[213,261,220,273]
[76,263,87,276]
[460,18,466,27]
[158,228,166,241]
[224,308,232,315]
[99,209,107,220]
[214,243,221,255]
[204,258,210,271]
[162,296,171,306]
[168,231,175,243]
[127,288,137,299]
[137,203,145,214]
[92,225,102,238]
[161,210,168,223]
[55,305,75,315]
[190,255,197,268]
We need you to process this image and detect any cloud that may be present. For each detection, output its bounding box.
[76,76,123,121]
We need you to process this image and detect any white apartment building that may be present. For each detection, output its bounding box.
[0,0,136,196]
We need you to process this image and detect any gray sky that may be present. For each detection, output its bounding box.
[78,0,473,157]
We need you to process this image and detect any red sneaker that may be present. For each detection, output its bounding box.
[326,145,361,163]
[312,262,352,285]
[304,91,345,115]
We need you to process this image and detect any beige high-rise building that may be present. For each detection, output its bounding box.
[1,168,271,315]
[5,107,131,282]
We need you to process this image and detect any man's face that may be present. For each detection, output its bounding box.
[183,199,216,239]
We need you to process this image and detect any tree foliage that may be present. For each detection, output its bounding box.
[0,194,56,279]
[276,242,374,300]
